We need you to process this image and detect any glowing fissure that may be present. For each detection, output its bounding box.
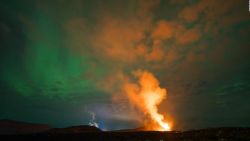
[124,70,171,131]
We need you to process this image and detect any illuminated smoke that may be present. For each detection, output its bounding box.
[123,70,171,131]
[88,112,99,128]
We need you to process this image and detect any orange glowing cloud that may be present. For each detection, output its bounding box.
[145,40,164,62]
[92,17,145,63]
[176,27,200,45]
[151,20,175,40]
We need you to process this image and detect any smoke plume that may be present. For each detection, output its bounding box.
[88,112,99,128]
[123,70,171,131]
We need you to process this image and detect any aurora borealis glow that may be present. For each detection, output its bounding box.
[0,0,250,130]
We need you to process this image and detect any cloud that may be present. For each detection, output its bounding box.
[145,40,164,62]
[179,6,199,23]
[178,0,248,33]
[151,19,201,45]
[86,0,171,65]
[151,20,175,40]
[164,48,180,66]
[176,26,200,45]
[91,17,145,63]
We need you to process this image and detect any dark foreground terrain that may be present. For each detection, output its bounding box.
[0,120,250,141]
[2,128,250,141]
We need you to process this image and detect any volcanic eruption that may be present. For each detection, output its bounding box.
[124,70,171,131]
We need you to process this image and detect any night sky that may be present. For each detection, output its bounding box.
[0,0,250,131]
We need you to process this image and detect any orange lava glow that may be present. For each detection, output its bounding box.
[124,70,172,131]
